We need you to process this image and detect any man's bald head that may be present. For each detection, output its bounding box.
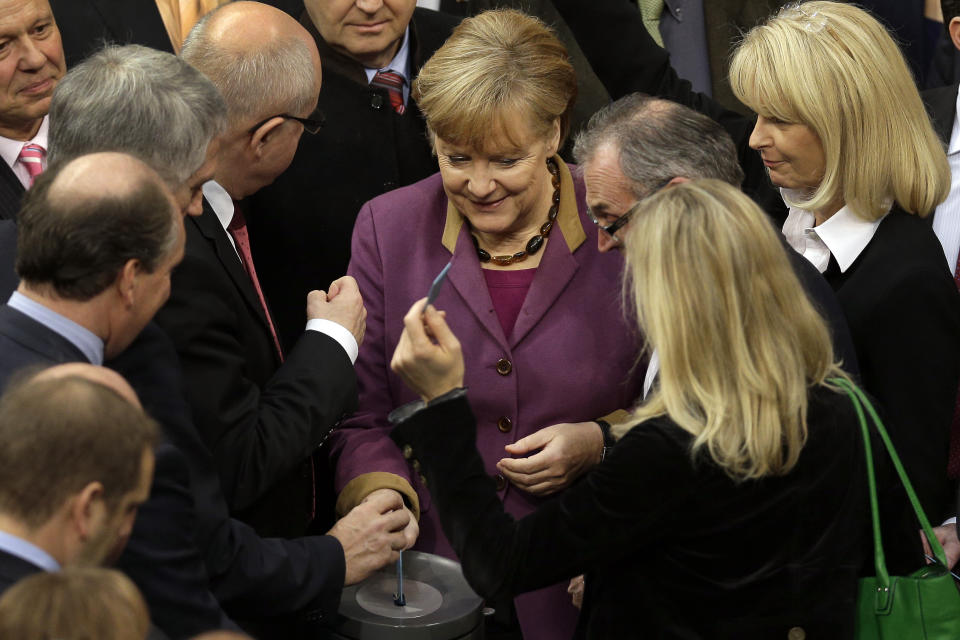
[15,152,179,301]
[30,363,141,409]
[182,1,321,126]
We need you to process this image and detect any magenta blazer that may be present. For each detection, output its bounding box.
[328,161,644,639]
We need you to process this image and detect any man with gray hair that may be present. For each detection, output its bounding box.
[45,26,407,639]
[573,94,856,378]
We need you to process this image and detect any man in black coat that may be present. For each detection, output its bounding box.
[45,31,412,637]
[246,1,460,351]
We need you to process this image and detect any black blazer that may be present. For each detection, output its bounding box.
[0,305,236,638]
[0,548,41,595]
[153,199,358,537]
[246,8,460,352]
[822,210,960,523]
[0,162,23,222]
[109,324,347,638]
[49,0,173,68]
[393,391,869,639]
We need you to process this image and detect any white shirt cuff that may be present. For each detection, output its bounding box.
[943,516,957,526]
[305,319,358,364]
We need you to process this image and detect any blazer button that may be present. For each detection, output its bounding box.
[787,627,805,640]
[497,416,512,433]
[411,459,421,472]
[418,473,428,487]
[494,473,507,491]
[496,358,512,375]
[401,444,413,460]
[371,93,384,109]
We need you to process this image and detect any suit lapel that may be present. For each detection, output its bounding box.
[0,161,24,221]
[0,305,88,363]
[510,226,579,347]
[447,228,511,353]
[192,200,273,334]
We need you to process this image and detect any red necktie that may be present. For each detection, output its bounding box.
[227,207,284,362]
[18,143,44,187]
[228,206,317,523]
[947,253,960,478]
[370,70,406,115]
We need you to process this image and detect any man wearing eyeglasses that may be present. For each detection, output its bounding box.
[576,93,858,386]
[151,1,394,544]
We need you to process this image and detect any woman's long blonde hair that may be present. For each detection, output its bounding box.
[616,180,846,479]
[729,1,949,220]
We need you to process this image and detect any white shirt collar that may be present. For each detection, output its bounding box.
[201,180,239,257]
[949,88,960,156]
[362,27,412,85]
[780,188,886,273]
[0,116,49,188]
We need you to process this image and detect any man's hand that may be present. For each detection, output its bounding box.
[308,276,366,345]
[921,524,960,569]
[391,298,464,403]
[327,489,413,585]
[496,422,604,496]
[362,488,419,549]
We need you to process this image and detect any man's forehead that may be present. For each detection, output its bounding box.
[0,0,51,30]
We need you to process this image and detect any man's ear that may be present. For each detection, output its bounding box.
[249,117,285,158]
[116,259,140,308]
[950,17,960,53]
[69,482,105,541]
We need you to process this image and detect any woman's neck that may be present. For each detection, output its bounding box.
[813,197,845,226]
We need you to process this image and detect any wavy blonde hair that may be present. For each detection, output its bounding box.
[412,8,577,150]
[616,180,846,479]
[729,1,949,220]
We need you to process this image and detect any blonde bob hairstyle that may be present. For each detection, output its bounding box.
[729,1,949,220]
[412,8,577,151]
[617,179,847,479]
[0,567,150,640]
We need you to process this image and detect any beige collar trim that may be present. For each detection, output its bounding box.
[441,157,586,254]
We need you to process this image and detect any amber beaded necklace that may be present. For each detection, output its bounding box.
[471,157,561,267]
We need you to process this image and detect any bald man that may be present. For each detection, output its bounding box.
[165,2,379,542]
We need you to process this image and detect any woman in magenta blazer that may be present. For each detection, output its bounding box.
[325,10,644,640]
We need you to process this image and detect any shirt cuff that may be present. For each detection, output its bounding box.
[305,318,358,364]
[944,516,957,526]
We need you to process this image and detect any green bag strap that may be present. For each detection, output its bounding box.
[828,377,950,594]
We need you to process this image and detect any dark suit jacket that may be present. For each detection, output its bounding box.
[393,390,869,639]
[0,548,41,595]
[49,0,173,68]
[110,325,346,638]
[153,199,358,537]
[0,162,22,222]
[246,8,460,352]
[0,220,18,295]
[0,305,234,639]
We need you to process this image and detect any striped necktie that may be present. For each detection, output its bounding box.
[370,70,406,115]
[17,143,44,187]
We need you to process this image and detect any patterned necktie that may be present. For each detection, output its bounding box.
[948,254,960,478]
[370,70,406,115]
[638,0,666,47]
[17,143,44,187]
[227,206,284,362]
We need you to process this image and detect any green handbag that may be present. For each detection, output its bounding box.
[830,377,960,639]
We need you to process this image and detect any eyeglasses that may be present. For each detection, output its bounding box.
[587,178,673,243]
[249,106,325,135]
